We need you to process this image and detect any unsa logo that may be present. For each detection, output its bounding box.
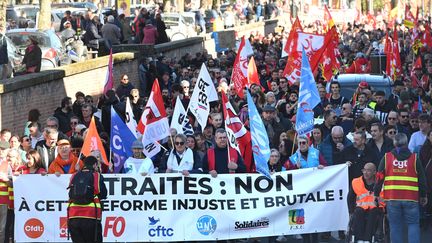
[148,216,173,237]
[196,215,217,235]
[393,159,408,169]
[24,218,44,239]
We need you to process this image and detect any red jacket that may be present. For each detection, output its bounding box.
[345,58,371,74]
[142,25,158,45]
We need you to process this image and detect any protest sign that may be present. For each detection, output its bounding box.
[14,165,349,242]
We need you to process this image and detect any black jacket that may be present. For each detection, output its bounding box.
[23,44,42,72]
[54,107,74,134]
[336,144,379,183]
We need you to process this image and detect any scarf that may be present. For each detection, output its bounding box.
[166,148,194,172]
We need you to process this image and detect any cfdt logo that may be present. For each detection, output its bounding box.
[196,215,217,235]
[289,209,305,229]
[24,218,44,239]
[148,216,174,237]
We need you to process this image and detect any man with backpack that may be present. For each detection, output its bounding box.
[67,156,107,243]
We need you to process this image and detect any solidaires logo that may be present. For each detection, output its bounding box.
[234,218,270,230]
[196,215,217,235]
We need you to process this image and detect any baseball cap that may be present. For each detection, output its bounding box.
[358,81,369,88]
[131,140,144,149]
[263,105,276,112]
[57,139,71,146]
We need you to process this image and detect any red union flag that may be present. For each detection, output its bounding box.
[283,17,303,54]
[231,36,249,98]
[323,5,335,32]
[137,79,170,141]
[221,92,253,172]
[284,31,325,85]
[297,32,325,57]
[385,29,402,81]
[421,25,432,47]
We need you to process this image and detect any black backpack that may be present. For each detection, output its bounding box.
[68,171,95,205]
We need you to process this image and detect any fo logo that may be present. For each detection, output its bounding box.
[24,218,44,239]
[289,209,305,225]
[196,215,217,235]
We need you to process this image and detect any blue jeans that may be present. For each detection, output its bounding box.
[386,200,420,243]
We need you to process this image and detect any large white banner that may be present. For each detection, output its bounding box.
[14,165,349,242]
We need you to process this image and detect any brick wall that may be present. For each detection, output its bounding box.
[0,53,139,135]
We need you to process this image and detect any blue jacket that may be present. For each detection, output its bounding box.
[318,135,352,166]
[289,147,320,168]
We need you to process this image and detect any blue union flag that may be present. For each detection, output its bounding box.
[295,48,320,136]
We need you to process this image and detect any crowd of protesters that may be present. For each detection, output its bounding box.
[2,6,432,243]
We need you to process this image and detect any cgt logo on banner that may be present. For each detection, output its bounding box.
[59,217,68,238]
[196,215,217,235]
[148,217,174,237]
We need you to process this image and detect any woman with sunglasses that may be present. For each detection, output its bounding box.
[268,149,283,174]
[284,135,327,171]
[284,135,326,243]
[163,134,202,176]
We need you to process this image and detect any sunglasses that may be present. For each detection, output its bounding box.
[70,122,78,125]
[388,131,397,134]
[298,141,307,145]
[23,138,30,142]
[175,142,185,146]
[401,115,409,118]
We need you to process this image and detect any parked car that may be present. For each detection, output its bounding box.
[161,13,197,41]
[330,74,393,99]
[6,5,39,27]
[6,29,67,70]
[52,2,98,13]
[2,35,24,78]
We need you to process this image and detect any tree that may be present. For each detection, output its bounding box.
[0,0,6,34]
[38,0,51,30]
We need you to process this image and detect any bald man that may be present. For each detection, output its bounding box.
[348,163,382,243]
[319,126,352,166]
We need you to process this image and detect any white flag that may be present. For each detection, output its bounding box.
[171,97,194,135]
[137,80,169,158]
[188,64,218,131]
[125,97,138,138]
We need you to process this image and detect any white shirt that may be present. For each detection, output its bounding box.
[123,157,154,174]
[408,131,427,153]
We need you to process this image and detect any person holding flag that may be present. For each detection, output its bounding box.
[284,135,326,242]
[202,128,246,177]
[123,139,155,175]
